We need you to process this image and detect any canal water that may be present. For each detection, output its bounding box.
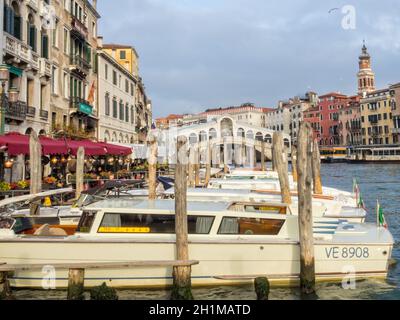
[12,163,400,300]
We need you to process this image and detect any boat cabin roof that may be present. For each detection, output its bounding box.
[85,199,232,212]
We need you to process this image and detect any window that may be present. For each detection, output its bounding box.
[98,213,214,234]
[112,70,117,85]
[105,93,110,116]
[28,16,37,52]
[63,28,69,54]
[125,79,129,93]
[41,32,49,58]
[112,98,117,118]
[77,211,97,233]
[218,217,285,235]
[51,66,58,95]
[52,19,59,47]
[125,103,129,122]
[119,101,124,120]
[92,22,96,38]
[130,83,134,96]
[105,64,108,80]
[120,50,126,59]
[63,72,69,99]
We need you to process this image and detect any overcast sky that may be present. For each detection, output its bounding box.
[97,0,400,118]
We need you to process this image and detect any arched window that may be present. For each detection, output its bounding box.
[209,128,217,140]
[283,138,290,148]
[220,118,233,137]
[112,132,117,142]
[189,133,197,145]
[199,131,207,142]
[264,134,272,144]
[237,128,245,138]
[4,2,22,40]
[104,130,110,143]
[38,129,46,136]
[41,27,49,59]
[25,128,34,135]
[246,130,254,140]
[255,132,263,141]
[119,133,123,143]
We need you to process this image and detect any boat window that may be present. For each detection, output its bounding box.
[0,217,16,230]
[76,211,97,233]
[218,217,285,235]
[98,213,215,234]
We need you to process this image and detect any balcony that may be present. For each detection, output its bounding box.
[2,34,43,69]
[39,109,49,120]
[70,97,94,116]
[26,106,36,117]
[39,58,51,78]
[71,17,88,39]
[392,128,400,134]
[70,55,91,76]
[4,101,27,122]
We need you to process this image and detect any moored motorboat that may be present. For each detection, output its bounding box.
[0,199,393,289]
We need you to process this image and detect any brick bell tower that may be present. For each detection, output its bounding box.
[357,41,376,96]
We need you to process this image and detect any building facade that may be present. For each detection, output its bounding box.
[102,43,139,77]
[357,43,376,96]
[360,88,394,145]
[390,83,400,144]
[155,114,184,130]
[2,0,53,135]
[97,48,137,144]
[338,96,362,146]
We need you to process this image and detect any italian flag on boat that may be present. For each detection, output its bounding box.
[376,200,388,229]
[353,178,366,209]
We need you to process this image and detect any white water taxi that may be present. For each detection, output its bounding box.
[0,199,393,289]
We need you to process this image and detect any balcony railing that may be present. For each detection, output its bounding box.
[392,128,400,134]
[3,33,40,68]
[71,17,88,39]
[70,97,94,116]
[26,106,36,117]
[39,109,49,120]
[70,55,91,74]
[4,101,27,122]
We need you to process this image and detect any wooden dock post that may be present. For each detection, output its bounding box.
[297,122,316,295]
[205,142,212,186]
[254,277,270,300]
[29,132,42,216]
[261,140,266,171]
[188,147,196,188]
[292,146,298,183]
[75,147,85,200]
[67,268,85,300]
[171,136,193,300]
[311,140,323,195]
[272,132,292,204]
[194,145,200,187]
[147,134,158,200]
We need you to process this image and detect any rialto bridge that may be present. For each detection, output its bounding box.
[152,116,291,167]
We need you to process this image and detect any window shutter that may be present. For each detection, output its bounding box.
[9,7,15,36]
[14,16,21,39]
[33,27,37,52]
[42,34,49,58]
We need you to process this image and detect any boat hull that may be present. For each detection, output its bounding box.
[0,240,391,289]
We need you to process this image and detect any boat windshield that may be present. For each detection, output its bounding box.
[0,217,16,230]
[73,194,96,208]
[76,211,97,233]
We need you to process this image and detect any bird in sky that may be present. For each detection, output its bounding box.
[328,8,340,14]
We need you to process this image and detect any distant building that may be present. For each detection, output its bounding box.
[338,96,362,146]
[360,88,395,145]
[390,83,400,144]
[155,114,184,129]
[102,43,139,77]
[182,103,273,128]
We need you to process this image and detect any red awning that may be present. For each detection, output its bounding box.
[66,139,107,156]
[0,132,69,156]
[98,142,132,156]
[0,133,133,157]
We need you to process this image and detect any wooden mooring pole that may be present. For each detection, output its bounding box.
[148,134,158,200]
[272,132,291,204]
[188,147,196,188]
[75,147,85,200]
[204,141,212,186]
[67,268,85,300]
[311,140,323,195]
[261,140,266,171]
[297,122,316,295]
[171,136,193,300]
[29,132,42,216]
[292,146,298,183]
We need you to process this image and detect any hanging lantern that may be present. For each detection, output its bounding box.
[0,65,9,82]
[4,159,13,169]
[60,156,67,164]
[8,87,19,103]
[50,156,58,165]
[108,157,114,164]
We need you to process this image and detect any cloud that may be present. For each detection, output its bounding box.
[97,0,400,117]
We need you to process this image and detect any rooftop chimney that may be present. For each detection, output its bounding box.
[97,36,103,48]
[93,0,97,9]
